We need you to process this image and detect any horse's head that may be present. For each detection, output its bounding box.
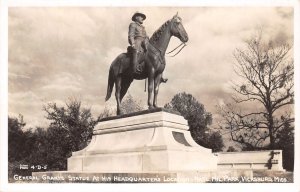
[170,13,189,43]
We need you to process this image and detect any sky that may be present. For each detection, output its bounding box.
[8,7,293,129]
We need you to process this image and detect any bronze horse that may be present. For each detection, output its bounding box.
[105,14,189,115]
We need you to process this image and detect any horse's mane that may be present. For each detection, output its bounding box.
[149,20,171,43]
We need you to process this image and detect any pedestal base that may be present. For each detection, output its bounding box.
[68,109,217,172]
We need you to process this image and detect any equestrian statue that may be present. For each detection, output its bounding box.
[105,12,189,115]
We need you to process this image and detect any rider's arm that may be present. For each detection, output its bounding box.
[128,23,136,47]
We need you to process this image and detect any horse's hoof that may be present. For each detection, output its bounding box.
[148,106,155,110]
[161,78,168,83]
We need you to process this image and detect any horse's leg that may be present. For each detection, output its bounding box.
[153,73,162,108]
[115,76,122,115]
[147,68,155,109]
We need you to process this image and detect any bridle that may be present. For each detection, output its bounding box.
[166,18,187,57]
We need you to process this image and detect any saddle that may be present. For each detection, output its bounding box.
[127,46,146,74]
[122,45,168,83]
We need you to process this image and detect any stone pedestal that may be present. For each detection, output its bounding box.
[67,108,217,172]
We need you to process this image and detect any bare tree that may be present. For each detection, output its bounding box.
[218,32,294,150]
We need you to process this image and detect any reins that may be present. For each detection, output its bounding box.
[166,42,187,57]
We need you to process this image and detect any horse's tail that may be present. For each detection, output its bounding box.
[105,66,114,101]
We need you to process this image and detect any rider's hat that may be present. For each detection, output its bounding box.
[132,12,146,21]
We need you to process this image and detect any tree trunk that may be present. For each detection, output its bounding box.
[269,115,275,149]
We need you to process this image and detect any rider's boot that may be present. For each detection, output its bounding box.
[131,49,138,77]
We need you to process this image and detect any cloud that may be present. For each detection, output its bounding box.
[40,72,82,92]
[9,91,40,105]
[9,73,31,79]
[8,91,47,129]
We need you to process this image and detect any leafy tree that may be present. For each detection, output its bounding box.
[218,32,294,150]
[227,146,238,152]
[120,93,144,114]
[8,115,33,179]
[8,115,26,162]
[165,92,224,152]
[8,100,115,181]
[99,106,114,119]
[274,122,294,171]
[25,127,71,171]
[203,131,224,152]
[43,98,99,151]
[23,98,101,172]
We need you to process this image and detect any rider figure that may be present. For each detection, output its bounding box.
[128,12,168,83]
[128,12,148,74]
